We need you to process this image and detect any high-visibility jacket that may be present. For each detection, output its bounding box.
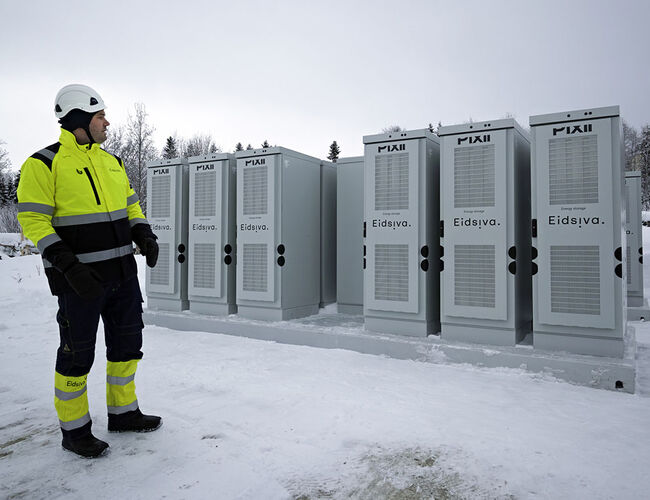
[17,128,153,294]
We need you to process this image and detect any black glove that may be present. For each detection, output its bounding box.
[64,262,104,300]
[139,237,159,268]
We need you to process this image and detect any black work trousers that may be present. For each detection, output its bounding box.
[55,275,145,377]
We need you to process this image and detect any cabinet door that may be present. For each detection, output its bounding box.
[147,166,177,295]
[441,129,508,321]
[188,160,224,298]
[534,119,615,329]
[236,155,276,302]
[364,139,419,313]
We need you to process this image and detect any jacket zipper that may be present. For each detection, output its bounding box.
[83,167,101,205]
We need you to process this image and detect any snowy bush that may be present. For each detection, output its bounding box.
[0,203,20,233]
[0,232,36,258]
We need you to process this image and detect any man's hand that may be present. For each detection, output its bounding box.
[139,237,159,268]
[64,263,104,300]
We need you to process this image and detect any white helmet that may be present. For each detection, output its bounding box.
[54,84,105,119]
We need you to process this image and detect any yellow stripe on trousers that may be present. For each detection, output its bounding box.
[54,372,90,430]
[106,360,139,414]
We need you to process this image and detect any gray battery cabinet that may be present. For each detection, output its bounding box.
[187,153,237,315]
[625,171,644,307]
[438,119,533,346]
[530,106,626,357]
[145,157,189,312]
[362,129,440,337]
[235,147,322,321]
[336,156,364,315]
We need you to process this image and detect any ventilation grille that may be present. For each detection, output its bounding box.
[193,243,216,289]
[194,170,217,217]
[150,243,170,286]
[627,245,632,286]
[243,166,268,215]
[454,145,495,208]
[454,245,496,308]
[550,246,600,315]
[549,135,598,205]
[374,244,408,302]
[150,176,171,218]
[242,243,268,292]
[375,153,409,211]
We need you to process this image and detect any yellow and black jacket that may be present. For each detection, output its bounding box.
[17,129,155,294]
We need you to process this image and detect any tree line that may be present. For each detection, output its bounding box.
[102,103,342,210]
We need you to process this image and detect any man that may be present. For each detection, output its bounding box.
[17,84,161,458]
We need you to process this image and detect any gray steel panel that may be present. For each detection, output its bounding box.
[280,152,321,310]
[362,128,438,145]
[438,118,528,138]
[529,106,619,127]
[146,157,185,168]
[188,152,234,163]
[235,147,282,158]
[320,161,337,306]
[235,146,321,164]
[337,156,364,165]
[625,172,643,299]
[337,157,364,310]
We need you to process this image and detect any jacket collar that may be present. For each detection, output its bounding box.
[59,128,100,155]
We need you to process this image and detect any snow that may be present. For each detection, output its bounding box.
[2,243,650,499]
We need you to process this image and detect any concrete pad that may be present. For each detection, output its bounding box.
[143,308,636,394]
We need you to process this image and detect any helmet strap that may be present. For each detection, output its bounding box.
[84,125,96,146]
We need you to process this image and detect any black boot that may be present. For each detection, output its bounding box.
[62,433,109,458]
[108,409,162,433]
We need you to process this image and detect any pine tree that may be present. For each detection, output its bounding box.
[235,142,244,152]
[162,136,179,159]
[327,141,340,162]
[246,144,253,150]
[0,175,7,207]
[262,140,270,148]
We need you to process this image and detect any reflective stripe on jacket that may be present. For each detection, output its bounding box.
[17,129,149,294]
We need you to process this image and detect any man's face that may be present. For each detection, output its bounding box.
[89,110,110,144]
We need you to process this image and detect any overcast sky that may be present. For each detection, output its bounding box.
[1,0,649,170]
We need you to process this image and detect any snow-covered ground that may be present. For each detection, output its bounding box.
[1,240,650,499]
